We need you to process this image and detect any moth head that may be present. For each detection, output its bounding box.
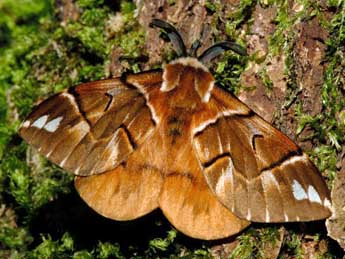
[161,57,214,103]
[150,19,247,103]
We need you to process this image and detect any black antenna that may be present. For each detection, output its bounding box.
[198,41,247,63]
[150,19,187,57]
[189,39,201,57]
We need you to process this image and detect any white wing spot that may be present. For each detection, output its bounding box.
[215,165,231,195]
[307,185,322,204]
[22,120,31,128]
[324,198,331,209]
[261,173,282,223]
[46,149,53,157]
[216,131,223,154]
[265,208,270,222]
[292,179,308,200]
[284,213,289,221]
[108,134,120,167]
[61,92,75,102]
[160,80,171,92]
[194,140,202,154]
[32,115,48,129]
[74,165,81,175]
[262,173,280,190]
[204,147,210,159]
[60,157,68,167]
[215,160,234,211]
[246,208,251,221]
[44,116,63,132]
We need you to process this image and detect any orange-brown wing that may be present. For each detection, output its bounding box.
[159,167,250,240]
[74,71,249,240]
[192,86,331,223]
[129,70,251,240]
[72,71,166,221]
[74,136,164,221]
[74,126,250,239]
[19,76,160,176]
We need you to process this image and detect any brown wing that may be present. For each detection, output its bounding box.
[19,76,160,176]
[74,135,164,220]
[159,150,250,240]
[74,71,250,240]
[193,86,331,223]
[74,128,250,239]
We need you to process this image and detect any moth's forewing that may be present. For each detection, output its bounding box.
[193,86,331,222]
[19,79,156,176]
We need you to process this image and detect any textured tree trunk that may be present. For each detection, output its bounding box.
[134,0,329,144]
[132,0,344,256]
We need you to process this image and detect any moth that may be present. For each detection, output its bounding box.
[19,19,331,240]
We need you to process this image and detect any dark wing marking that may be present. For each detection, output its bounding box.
[193,86,331,222]
[19,77,160,176]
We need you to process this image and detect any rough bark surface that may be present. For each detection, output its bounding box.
[239,3,283,123]
[134,0,244,67]
[326,155,345,250]
[134,0,329,146]
[133,0,342,255]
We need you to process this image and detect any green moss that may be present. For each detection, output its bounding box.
[214,53,248,95]
[114,29,146,62]
[225,0,255,39]
[283,232,304,259]
[269,0,316,55]
[27,233,126,258]
[97,242,124,259]
[292,0,344,187]
[28,233,73,259]
[229,226,280,259]
[65,4,111,58]
[295,102,322,136]
[108,1,145,71]
[76,0,104,9]
[204,1,220,13]
[0,0,115,231]
[259,67,274,92]
[0,220,33,253]
[148,229,177,253]
[261,0,344,190]
[206,0,254,94]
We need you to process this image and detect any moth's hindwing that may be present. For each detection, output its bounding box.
[74,70,251,240]
[19,78,157,176]
[193,86,331,223]
[74,151,164,221]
